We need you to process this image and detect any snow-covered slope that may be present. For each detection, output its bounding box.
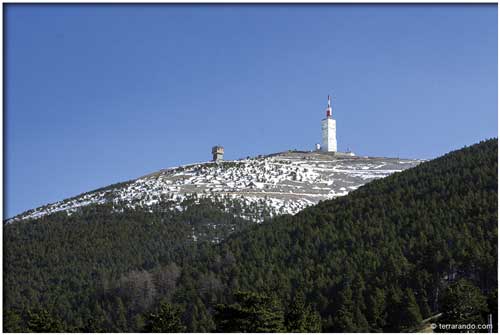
[7,151,423,223]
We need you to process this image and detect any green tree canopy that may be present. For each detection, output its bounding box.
[144,302,186,332]
[26,309,65,333]
[284,292,322,332]
[437,279,488,333]
[215,291,285,332]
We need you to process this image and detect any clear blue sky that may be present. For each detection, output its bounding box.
[5,4,497,218]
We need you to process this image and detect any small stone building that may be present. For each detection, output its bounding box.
[212,146,224,162]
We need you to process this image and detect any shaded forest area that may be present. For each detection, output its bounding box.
[4,139,498,332]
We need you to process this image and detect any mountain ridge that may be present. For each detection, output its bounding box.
[7,150,423,223]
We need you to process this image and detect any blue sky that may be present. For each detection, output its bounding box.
[5,4,497,218]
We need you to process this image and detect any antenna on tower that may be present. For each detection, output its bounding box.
[326,94,332,118]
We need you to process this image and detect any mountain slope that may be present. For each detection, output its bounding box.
[204,138,497,331]
[7,151,422,223]
[3,140,496,332]
[3,197,255,328]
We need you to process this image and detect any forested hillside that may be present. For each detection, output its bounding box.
[3,197,256,331]
[3,139,497,332]
[213,138,497,332]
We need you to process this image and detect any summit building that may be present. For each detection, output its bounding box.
[321,95,337,152]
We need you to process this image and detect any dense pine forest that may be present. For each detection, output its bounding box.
[3,138,498,332]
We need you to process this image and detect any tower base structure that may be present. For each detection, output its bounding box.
[321,117,337,152]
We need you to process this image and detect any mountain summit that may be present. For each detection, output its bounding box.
[4,139,496,333]
[8,150,422,223]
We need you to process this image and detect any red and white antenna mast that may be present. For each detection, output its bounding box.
[326,95,332,117]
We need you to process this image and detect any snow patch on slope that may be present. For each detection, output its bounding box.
[7,152,423,223]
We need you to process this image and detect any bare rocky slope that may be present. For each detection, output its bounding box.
[8,150,423,223]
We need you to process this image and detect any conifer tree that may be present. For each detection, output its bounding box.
[114,297,128,332]
[215,291,285,332]
[366,287,387,331]
[333,286,356,332]
[437,279,488,332]
[26,308,65,333]
[385,287,404,332]
[416,288,432,319]
[144,302,186,332]
[284,292,322,332]
[399,288,423,331]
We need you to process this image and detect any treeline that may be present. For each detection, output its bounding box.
[3,138,498,332]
